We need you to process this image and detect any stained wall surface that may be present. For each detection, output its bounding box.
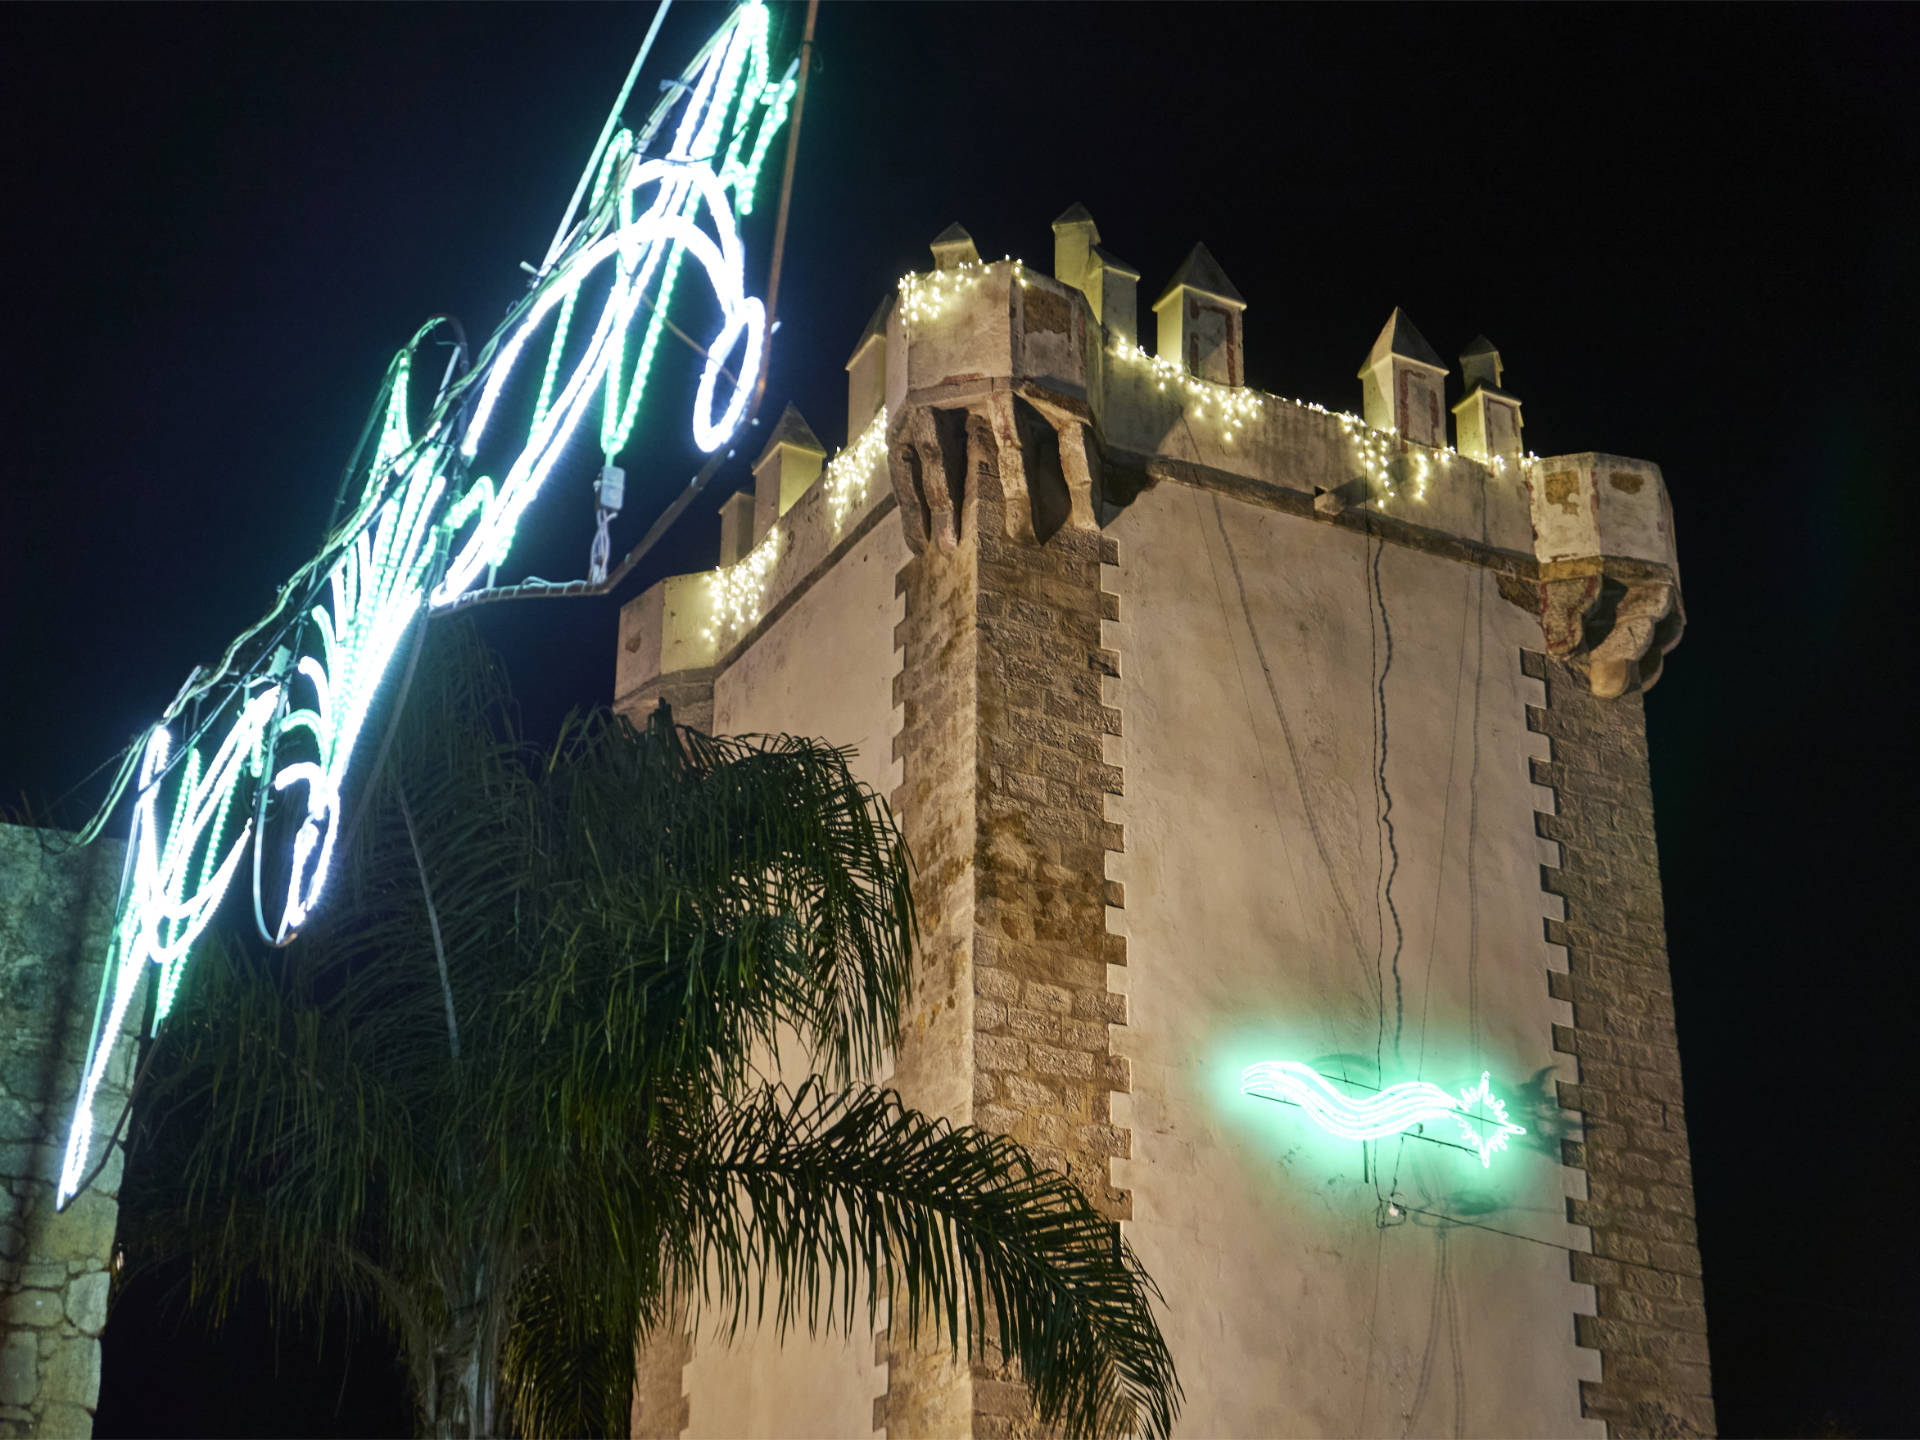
[670,515,908,1440]
[1105,485,1601,1436]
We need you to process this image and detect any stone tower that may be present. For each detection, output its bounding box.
[616,211,1705,1438]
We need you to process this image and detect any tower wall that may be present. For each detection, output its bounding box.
[616,230,1701,1438]
[1104,485,1596,1436]
[1526,653,1714,1438]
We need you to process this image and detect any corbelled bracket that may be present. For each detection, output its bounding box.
[891,390,1101,555]
[891,405,971,553]
[1537,565,1684,698]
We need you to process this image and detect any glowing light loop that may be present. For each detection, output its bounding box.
[58,1,795,1207]
[1242,1061,1527,1169]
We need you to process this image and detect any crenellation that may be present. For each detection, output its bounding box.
[1152,242,1245,386]
[749,401,826,544]
[1359,307,1449,446]
[1454,335,1524,464]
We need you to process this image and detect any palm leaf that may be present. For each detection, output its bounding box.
[648,1080,1180,1440]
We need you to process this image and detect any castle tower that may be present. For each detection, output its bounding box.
[1050,202,1099,293]
[1360,306,1449,446]
[618,219,1704,1440]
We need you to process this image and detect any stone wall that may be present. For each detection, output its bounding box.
[1526,653,1714,1438]
[880,395,1131,1439]
[879,437,983,1438]
[628,1324,691,1440]
[0,825,137,1440]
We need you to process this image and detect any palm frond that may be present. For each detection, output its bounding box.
[497,1267,642,1440]
[122,623,1176,1440]
[651,1080,1181,1440]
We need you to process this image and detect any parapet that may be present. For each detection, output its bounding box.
[615,208,1683,713]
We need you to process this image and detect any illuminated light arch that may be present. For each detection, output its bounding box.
[58,0,797,1207]
[1241,1060,1527,1169]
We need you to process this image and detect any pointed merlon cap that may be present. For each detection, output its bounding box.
[1052,202,1100,239]
[1358,307,1446,378]
[1153,242,1245,312]
[929,223,979,271]
[1091,243,1140,279]
[753,402,825,471]
[845,292,895,370]
[1458,335,1508,394]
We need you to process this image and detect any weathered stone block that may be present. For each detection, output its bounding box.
[40,1340,100,1409]
[0,1338,36,1409]
[64,1272,109,1337]
[976,1035,1027,1072]
[2,1287,64,1329]
[37,1402,94,1439]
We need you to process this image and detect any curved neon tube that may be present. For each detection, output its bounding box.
[58,1,794,1207]
[1242,1061,1527,1169]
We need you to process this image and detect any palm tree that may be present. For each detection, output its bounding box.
[122,626,1179,1439]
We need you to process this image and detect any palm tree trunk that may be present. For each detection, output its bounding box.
[426,1261,498,1440]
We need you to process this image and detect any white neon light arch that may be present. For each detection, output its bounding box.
[57,0,796,1207]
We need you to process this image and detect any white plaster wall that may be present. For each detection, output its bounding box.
[677,515,909,1440]
[1106,484,1601,1438]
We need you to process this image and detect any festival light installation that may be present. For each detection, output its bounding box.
[1241,1061,1526,1169]
[58,0,798,1207]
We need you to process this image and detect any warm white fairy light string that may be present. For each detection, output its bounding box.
[823,406,888,534]
[1110,336,1264,444]
[898,259,989,328]
[1106,338,1490,507]
[705,525,782,644]
[57,1,796,1207]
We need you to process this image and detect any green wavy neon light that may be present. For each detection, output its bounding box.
[1241,1061,1527,1168]
[58,1,795,1206]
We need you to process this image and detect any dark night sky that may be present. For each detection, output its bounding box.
[3,4,1915,1436]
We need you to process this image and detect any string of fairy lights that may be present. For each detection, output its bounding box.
[704,525,783,645]
[58,0,798,1207]
[823,406,889,534]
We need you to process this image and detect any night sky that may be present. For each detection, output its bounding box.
[3,4,1914,1436]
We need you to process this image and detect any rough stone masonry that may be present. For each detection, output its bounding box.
[1529,654,1715,1438]
[1,826,138,1440]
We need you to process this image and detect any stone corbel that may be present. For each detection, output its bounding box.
[981,391,1099,546]
[889,404,971,554]
[1586,575,1683,698]
[1536,562,1684,698]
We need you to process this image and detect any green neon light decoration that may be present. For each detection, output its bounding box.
[58,1,796,1207]
[1241,1061,1527,1168]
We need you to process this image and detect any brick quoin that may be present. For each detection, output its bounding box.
[1525,650,1715,1440]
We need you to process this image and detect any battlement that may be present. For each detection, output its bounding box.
[617,209,1682,715]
